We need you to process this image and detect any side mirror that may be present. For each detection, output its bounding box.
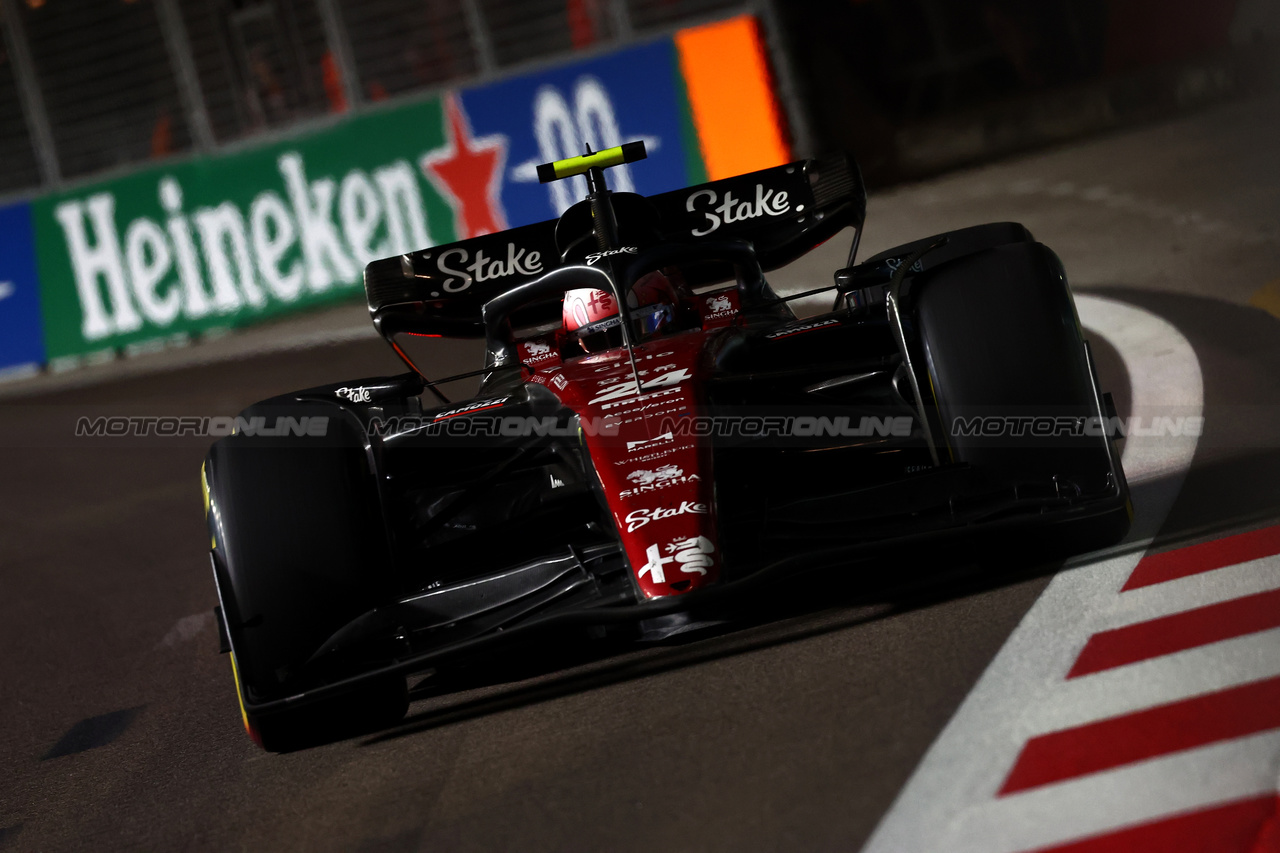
[833,264,893,315]
[834,264,893,292]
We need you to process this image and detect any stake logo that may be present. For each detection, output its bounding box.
[335,386,372,403]
[625,500,707,532]
[686,183,790,237]
[434,242,543,292]
[585,246,638,265]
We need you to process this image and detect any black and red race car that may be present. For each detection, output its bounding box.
[202,142,1130,750]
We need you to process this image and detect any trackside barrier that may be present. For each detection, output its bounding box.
[0,15,789,375]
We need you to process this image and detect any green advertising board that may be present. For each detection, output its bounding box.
[28,24,785,367]
[34,98,455,364]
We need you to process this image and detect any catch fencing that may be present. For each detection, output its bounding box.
[0,0,764,195]
[0,5,796,375]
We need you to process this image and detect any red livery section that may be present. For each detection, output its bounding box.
[533,330,720,599]
[1000,674,1280,795]
[1068,586,1280,678]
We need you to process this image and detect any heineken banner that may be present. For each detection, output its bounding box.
[26,16,789,368]
[35,100,453,364]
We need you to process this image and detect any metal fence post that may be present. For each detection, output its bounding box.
[462,0,497,74]
[1,0,60,185]
[155,0,215,151]
[754,0,814,159]
[609,0,633,42]
[315,0,362,110]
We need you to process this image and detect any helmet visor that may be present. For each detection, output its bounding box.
[572,304,673,353]
[633,303,673,338]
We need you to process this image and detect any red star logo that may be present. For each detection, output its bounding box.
[421,94,508,240]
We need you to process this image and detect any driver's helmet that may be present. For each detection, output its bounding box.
[563,271,679,353]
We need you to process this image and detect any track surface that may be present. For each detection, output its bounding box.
[1,93,1278,851]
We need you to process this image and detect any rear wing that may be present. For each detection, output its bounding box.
[364,153,866,337]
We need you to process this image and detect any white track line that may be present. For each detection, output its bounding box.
[1093,553,1280,630]
[862,294,1206,853]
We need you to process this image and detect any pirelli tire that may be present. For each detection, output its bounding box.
[204,400,408,751]
[911,242,1129,544]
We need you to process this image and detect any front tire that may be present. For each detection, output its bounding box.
[231,653,409,752]
[914,241,1101,478]
[911,241,1129,547]
[205,401,406,750]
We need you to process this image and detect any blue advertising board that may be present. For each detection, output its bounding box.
[0,201,44,374]
[459,38,695,229]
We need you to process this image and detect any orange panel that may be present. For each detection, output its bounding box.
[675,15,791,180]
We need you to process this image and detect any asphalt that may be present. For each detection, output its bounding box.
[1,91,1278,851]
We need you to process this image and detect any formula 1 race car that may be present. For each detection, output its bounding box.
[202,142,1130,750]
